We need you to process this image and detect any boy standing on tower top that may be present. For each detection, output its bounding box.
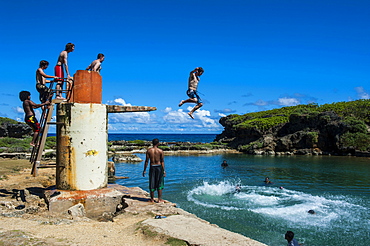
[55,43,74,99]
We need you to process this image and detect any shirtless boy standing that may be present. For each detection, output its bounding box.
[179,67,204,119]
[55,43,74,99]
[86,53,105,74]
[36,60,58,103]
[143,138,166,203]
[19,91,50,146]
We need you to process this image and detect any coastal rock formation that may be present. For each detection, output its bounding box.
[215,101,370,156]
[111,153,143,163]
[0,122,32,138]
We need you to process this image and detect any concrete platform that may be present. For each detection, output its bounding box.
[142,214,267,246]
[44,187,124,219]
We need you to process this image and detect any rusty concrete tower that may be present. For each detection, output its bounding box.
[55,70,155,190]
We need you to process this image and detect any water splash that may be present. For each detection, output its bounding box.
[187,180,369,228]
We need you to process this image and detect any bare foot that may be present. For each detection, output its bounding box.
[178,100,184,107]
[149,199,155,203]
[188,112,194,119]
[157,199,165,203]
[30,143,35,147]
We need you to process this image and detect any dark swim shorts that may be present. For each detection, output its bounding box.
[186,89,202,104]
[36,83,52,103]
[149,165,164,192]
[25,115,40,132]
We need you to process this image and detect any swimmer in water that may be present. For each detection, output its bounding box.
[235,185,241,193]
[264,177,273,184]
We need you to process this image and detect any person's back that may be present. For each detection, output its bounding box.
[147,147,163,165]
[143,138,166,203]
[22,99,35,117]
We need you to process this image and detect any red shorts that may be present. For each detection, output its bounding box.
[54,65,64,83]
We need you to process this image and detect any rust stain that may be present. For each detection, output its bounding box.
[70,70,102,104]
[57,134,77,190]
[51,188,115,201]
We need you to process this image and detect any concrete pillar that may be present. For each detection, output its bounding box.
[56,70,107,190]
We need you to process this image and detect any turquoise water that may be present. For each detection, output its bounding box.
[108,133,217,143]
[114,154,370,245]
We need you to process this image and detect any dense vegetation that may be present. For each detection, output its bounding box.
[228,100,370,131]
[0,136,56,153]
[217,100,370,154]
[0,117,18,124]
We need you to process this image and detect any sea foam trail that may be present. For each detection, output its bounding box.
[187,180,368,227]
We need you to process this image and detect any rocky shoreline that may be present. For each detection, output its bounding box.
[0,160,266,246]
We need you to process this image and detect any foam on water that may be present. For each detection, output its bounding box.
[187,180,369,228]
[187,181,242,210]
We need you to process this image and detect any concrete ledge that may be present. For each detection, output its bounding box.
[107,105,156,113]
[142,215,267,246]
[44,187,124,219]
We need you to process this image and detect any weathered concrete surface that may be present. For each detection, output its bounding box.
[110,184,267,246]
[143,215,267,246]
[56,103,108,190]
[106,105,156,113]
[44,187,124,219]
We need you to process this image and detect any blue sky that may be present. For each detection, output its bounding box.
[1,0,369,134]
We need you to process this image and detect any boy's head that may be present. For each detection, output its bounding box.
[285,231,294,241]
[19,91,31,101]
[152,138,159,146]
[97,53,105,60]
[65,43,75,52]
[196,67,204,76]
[39,60,49,68]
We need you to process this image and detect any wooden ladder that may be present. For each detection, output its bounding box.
[30,78,73,176]
[30,100,60,176]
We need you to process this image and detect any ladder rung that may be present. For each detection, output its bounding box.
[47,122,64,125]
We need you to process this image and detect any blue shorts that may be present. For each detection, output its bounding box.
[186,89,202,104]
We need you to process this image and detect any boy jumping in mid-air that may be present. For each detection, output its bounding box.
[179,67,204,119]
[19,91,50,146]
[36,60,58,104]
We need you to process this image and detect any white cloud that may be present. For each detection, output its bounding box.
[277,97,300,106]
[163,108,192,123]
[109,112,152,124]
[219,113,226,117]
[112,98,131,106]
[163,107,172,113]
[354,86,370,99]
[107,97,155,124]
[162,107,221,129]
[13,106,24,114]
[106,97,222,132]
[186,108,219,128]
[254,100,268,106]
